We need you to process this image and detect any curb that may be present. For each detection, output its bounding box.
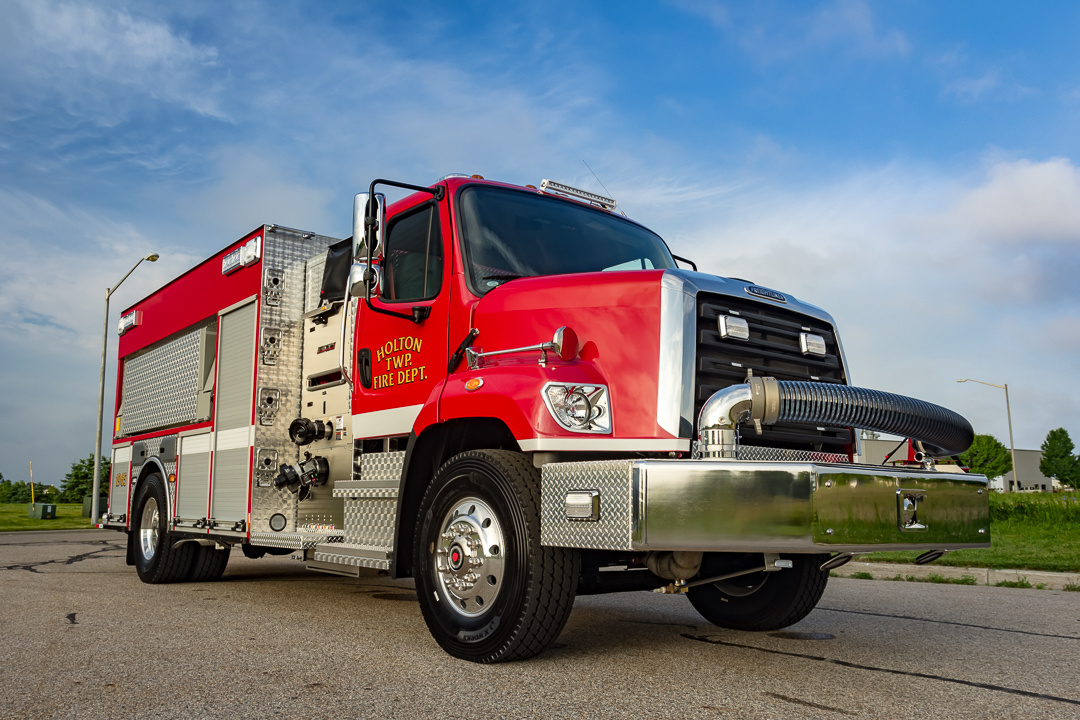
[835,561,1080,590]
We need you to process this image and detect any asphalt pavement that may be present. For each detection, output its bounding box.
[2,530,1078,719]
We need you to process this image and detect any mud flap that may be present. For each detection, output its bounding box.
[126,530,136,566]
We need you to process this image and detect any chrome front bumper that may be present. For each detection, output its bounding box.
[540,459,990,553]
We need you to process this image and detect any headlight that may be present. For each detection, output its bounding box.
[542,383,611,434]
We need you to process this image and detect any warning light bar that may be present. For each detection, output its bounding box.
[538,179,617,211]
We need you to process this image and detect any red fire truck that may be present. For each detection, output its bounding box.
[103,175,989,662]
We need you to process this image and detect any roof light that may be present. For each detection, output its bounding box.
[118,310,141,335]
[538,179,617,211]
[222,235,262,275]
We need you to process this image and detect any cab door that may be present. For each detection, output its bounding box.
[351,193,452,439]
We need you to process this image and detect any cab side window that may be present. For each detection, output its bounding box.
[380,204,443,302]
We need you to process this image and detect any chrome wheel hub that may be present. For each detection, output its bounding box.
[433,497,505,618]
[139,496,160,562]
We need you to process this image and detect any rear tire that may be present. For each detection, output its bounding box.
[132,473,196,584]
[186,544,230,582]
[687,553,829,631]
[413,450,579,663]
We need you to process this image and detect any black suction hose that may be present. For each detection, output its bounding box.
[774,381,974,457]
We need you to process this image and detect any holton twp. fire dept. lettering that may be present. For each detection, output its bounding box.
[373,336,428,389]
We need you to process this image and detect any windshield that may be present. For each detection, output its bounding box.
[457,185,676,294]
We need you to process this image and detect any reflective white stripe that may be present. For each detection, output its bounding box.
[215,426,255,451]
[352,404,424,438]
[181,433,212,455]
[112,445,132,464]
[518,438,691,453]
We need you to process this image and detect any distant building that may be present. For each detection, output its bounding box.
[996,449,1059,493]
[857,436,1059,493]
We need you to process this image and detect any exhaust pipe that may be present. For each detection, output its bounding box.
[698,377,974,459]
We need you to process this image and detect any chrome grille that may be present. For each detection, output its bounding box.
[695,293,853,454]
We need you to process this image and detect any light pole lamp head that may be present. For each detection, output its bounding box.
[145,253,160,262]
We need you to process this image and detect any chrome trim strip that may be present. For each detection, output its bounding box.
[521,437,690,452]
[657,272,696,439]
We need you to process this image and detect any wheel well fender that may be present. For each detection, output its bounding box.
[132,458,169,522]
[391,418,520,579]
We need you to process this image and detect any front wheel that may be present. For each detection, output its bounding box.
[413,450,578,663]
[686,553,830,631]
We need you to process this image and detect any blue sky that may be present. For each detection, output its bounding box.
[2,0,1079,486]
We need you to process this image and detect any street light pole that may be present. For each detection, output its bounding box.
[957,378,1019,492]
[91,253,160,525]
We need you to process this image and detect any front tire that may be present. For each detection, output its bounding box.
[687,553,830,631]
[132,473,196,583]
[413,450,578,663]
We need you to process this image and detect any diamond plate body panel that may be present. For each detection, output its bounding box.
[360,451,406,485]
[121,320,214,435]
[129,436,180,519]
[249,531,341,549]
[305,250,328,313]
[249,226,344,537]
[312,546,391,570]
[541,460,636,550]
[735,446,848,463]
[332,450,404,557]
[341,494,398,547]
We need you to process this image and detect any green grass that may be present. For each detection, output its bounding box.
[0,503,96,531]
[994,577,1034,589]
[914,573,978,585]
[860,492,1080,574]
[989,492,1080,523]
[861,519,1080,573]
[1063,582,1080,592]
[841,570,977,585]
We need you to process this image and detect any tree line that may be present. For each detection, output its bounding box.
[959,427,1079,489]
[0,454,111,504]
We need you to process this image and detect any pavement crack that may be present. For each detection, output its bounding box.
[0,543,123,574]
[764,691,856,716]
[682,633,1080,707]
[817,607,1080,641]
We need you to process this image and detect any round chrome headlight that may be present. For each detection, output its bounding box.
[542,383,611,434]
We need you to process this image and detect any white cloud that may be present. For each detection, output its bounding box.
[0,189,202,486]
[1,0,223,123]
[920,158,1080,245]
[673,0,909,64]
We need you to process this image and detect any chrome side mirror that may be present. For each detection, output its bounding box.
[352,192,386,259]
[551,326,579,362]
[348,263,376,298]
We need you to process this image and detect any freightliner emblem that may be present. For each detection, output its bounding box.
[745,285,786,303]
